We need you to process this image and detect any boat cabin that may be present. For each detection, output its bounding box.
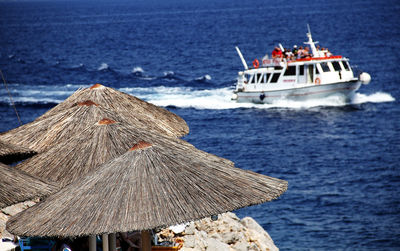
[241,56,355,88]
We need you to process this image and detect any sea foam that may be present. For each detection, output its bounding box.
[122,86,395,110]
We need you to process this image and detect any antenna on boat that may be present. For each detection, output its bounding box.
[235,46,249,70]
[304,24,321,57]
[0,69,22,126]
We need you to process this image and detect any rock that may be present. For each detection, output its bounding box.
[232,240,249,251]
[185,222,196,235]
[205,237,231,251]
[248,242,262,251]
[182,248,202,251]
[184,235,196,248]
[240,217,265,234]
[195,231,208,250]
[225,212,240,221]
[241,217,278,251]
[209,232,221,241]
[222,231,245,245]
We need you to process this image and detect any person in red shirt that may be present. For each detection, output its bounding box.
[271,47,283,59]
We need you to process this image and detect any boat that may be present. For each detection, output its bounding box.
[231,26,371,104]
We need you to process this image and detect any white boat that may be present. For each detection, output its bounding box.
[232,26,371,104]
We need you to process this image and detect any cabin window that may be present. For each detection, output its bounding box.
[249,75,256,84]
[274,66,283,70]
[342,61,350,71]
[321,62,330,72]
[299,65,304,75]
[265,73,271,83]
[256,73,262,83]
[316,65,320,74]
[270,73,281,83]
[332,61,341,71]
[284,66,296,76]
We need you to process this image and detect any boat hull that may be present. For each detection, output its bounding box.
[234,81,361,104]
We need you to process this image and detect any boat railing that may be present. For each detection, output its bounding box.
[290,55,343,63]
[251,55,344,70]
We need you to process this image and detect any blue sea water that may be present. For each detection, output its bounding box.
[0,0,399,250]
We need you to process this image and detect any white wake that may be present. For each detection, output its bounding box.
[121,86,395,110]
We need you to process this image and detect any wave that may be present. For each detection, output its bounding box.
[3,56,216,85]
[162,71,177,80]
[131,67,145,78]
[69,63,86,70]
[351,92,395,104]
[121,86,396,110]
[195,74,212,81]
[1,82,394,110]
[0,84,84,105]
[97,63,109,71]
[132,67,144,74]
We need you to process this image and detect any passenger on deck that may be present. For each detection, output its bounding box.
[284,48,294,60]
[303,47,311,58]
[321,47,327,56]
[298,47,311,58]
[326,48,332,57]
[296,46,304,59]
[292,45,298,57]
[271,47,283,59]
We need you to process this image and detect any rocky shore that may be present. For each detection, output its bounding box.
[158,212,278,251]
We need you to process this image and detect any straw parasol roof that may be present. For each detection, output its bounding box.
[35,83,189,137]
[0,101,183,153]
[14,118,233,188]
[0,163,57,209]
[0,140,36,164]
[6,141,287,237]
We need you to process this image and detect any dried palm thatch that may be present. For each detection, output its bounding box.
[15,118,233,188]
[35,83,188,137]
[6,141,287,237]
[0,163,57,209]
[0,140,36,164]
[0,101,180,153]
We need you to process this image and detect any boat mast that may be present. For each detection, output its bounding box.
[304,24,321,57]
[235,46,249,70]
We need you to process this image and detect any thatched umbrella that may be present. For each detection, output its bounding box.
[0,101,113,153]
[0,140,36,164]
[35,83,189,137]
[0,100,185,153]
[0,163,57,209]
[14,118,233,188]
[6,141,287,243]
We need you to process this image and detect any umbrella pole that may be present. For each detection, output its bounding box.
[109,233,116,251]
[102,234,109,251]
[89,235,96,251]
[141,230,151,251]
